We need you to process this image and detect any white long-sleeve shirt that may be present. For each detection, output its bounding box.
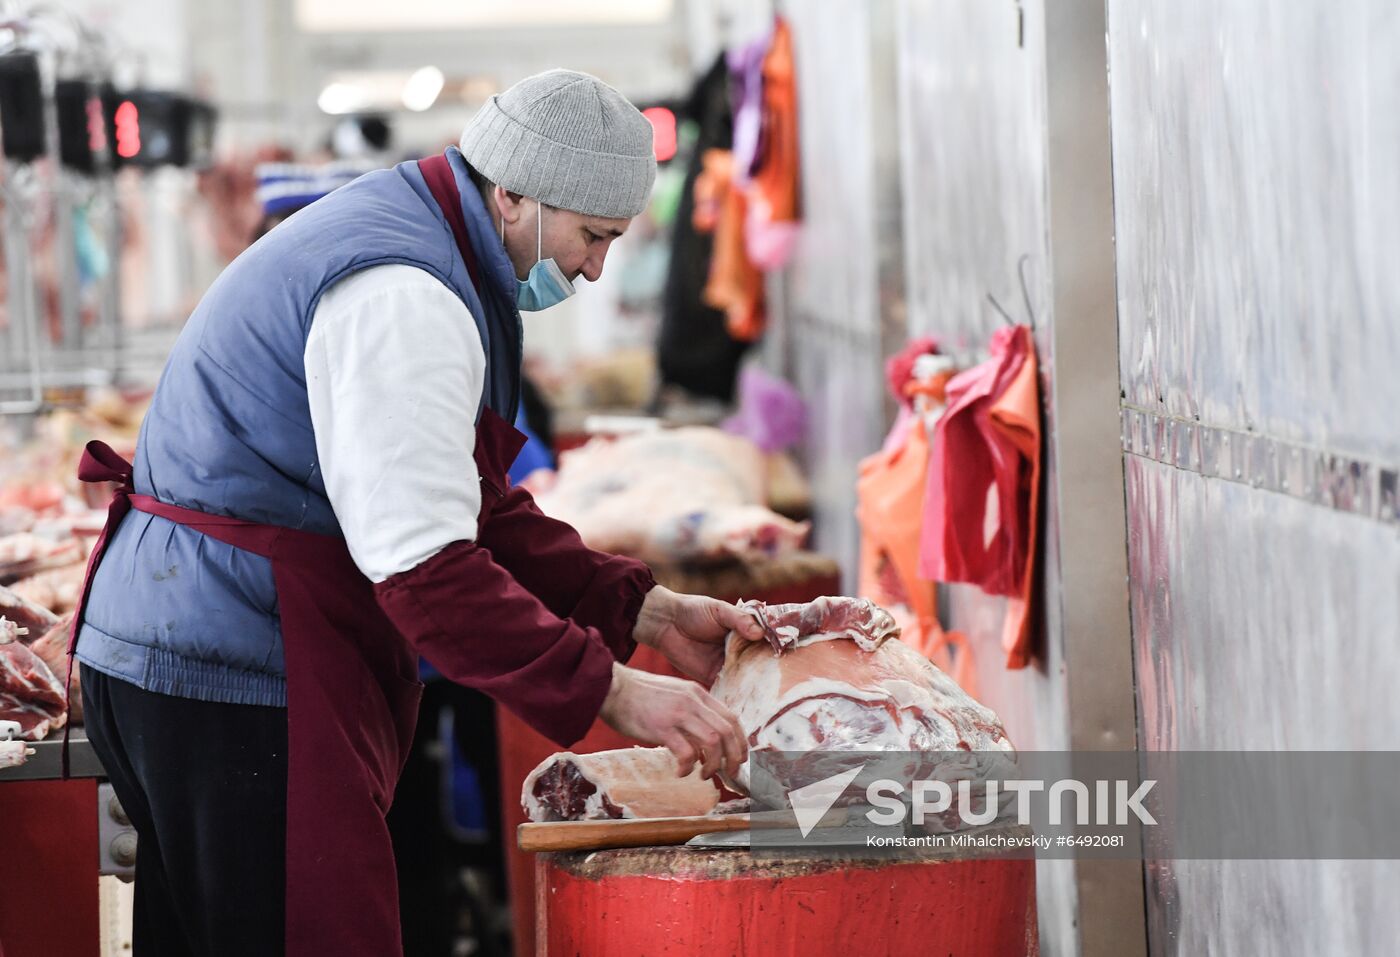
[304,263,488,583]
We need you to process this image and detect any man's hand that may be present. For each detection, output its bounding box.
[632,586,766,685]
[598,663,748,780]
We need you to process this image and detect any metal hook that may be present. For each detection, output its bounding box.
[1017,253,1038,330]
[986,291,1018,328]
[986,254,1038,330]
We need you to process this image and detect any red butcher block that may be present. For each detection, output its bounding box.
[497,565,840,957]
[535,846,1038,956]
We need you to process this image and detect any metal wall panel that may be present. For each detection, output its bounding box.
[898,0,1051,355]
[1110,1,1400,460]
[780,0,888,589]
[1125,455,1400,954]
[894,4,1088,954]
[895,0,1064,747]
[1111,3,1400,953]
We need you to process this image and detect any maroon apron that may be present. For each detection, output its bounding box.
[68,441,427,956]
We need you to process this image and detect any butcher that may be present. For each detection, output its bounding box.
[69,70,759,956]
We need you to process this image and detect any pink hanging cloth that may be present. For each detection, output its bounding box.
[918,325,1042,669]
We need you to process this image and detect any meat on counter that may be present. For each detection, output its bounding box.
[532,427,808,566]
[712,595,1014,793]
[10,563,86,615]
[1,582,64,636]
[1,617,68,741]
[523,746,721,822]
[30,614,81,724]
[521,596,1013,825]
[0,533,84,585]
[0,737,32,768]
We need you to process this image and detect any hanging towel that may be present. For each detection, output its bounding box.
[918,325,1041,669]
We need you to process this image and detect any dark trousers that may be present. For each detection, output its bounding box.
[387,679,508,957]
[81,665,289,956]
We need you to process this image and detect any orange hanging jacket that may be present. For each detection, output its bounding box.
[857,411,979,693]
[695,149,765,342]
[744,16,801,271]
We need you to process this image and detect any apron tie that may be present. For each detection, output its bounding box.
[77,439,137,489]
[64,441,136,776]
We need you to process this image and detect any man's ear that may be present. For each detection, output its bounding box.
[494,185,527,225]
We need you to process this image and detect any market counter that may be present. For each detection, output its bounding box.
[0,730,104,957]
[0,727,105,782]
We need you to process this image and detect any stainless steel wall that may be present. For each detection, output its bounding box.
[779,0,889,589]
[1110,2,1400,953]
[894,0,1065,751]
[892,2,1080,953]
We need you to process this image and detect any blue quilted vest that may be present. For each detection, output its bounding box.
[76,148,522,706]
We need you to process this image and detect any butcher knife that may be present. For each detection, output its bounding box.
[518,807,848,853]
[685,820,900,849]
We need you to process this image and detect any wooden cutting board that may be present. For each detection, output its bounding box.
[518,807,847,853]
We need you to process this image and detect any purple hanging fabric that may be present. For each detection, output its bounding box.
[727,27,772,187]
[721,365,807,453]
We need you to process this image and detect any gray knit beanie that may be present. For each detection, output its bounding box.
[459,69,657,220]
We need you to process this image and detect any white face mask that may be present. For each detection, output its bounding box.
[501,200,577,312]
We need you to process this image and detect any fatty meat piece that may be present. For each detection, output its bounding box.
[0,627,67,741]
[0,583,61,638]
[10,563,86,615]
[523,746,720,822]
[0,534,83,584]
[741,595,900,653]
[0,738,31,768]
[29,614,81,724]
[711,596,1013,792]
[533,428,808,565]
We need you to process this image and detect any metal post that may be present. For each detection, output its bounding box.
[868,0,908,426]
[0,162,44,413]
[1041,0,1147,953]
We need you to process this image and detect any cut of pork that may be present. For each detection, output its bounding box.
[0,583,61,639]
[533,428,809,565]
[523,747,721,822]
[0,534,83,584]
[741,595,900,653]
[1,621,67,741]
[30,614,80,724]
[711,596,1013,792]
[10,563,85,615]
[0,738,31,768]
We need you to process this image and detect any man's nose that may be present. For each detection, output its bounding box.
[579,251,607,283]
